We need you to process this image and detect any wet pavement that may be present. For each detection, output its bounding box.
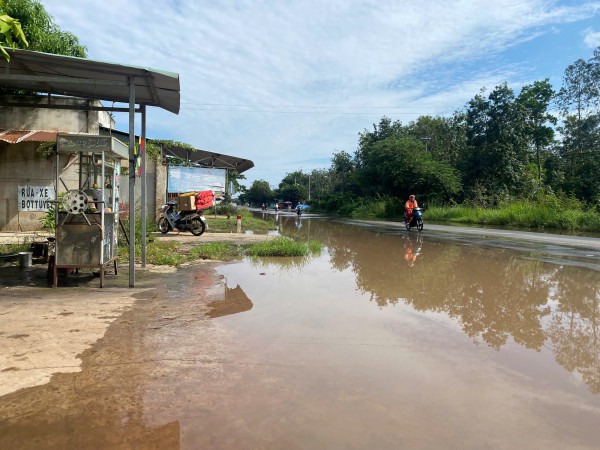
[2,215,600,449]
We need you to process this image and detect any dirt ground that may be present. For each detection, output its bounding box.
[0,231,273,398]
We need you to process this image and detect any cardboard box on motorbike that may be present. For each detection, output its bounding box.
[177,191,215,212]
[178,192,196,211]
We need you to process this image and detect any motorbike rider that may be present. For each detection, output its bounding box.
[404,194,419,224]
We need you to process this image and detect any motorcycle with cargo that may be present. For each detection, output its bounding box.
[157,190,214,236]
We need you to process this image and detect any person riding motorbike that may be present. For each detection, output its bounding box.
[404,194,419,224]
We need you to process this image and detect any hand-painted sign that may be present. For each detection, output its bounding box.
[18,185,55,211]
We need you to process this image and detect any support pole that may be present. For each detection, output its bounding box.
[128,76,136,287]
[141,104,147,267]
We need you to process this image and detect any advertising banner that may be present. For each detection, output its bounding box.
[167,166,226,194]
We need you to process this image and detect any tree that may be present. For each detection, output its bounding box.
[462,84,529,201]
[404,115,466,167]
[0,0,86,57]
[243,180,273,206]
[556,56,598,120]
[279,183,307,205]
[0,13,28,60]
[517,79,556,181]
[356,135,461,203]
[278,170,309,190]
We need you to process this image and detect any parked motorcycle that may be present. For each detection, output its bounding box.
[405,207,424,231]
[158,200,207,236]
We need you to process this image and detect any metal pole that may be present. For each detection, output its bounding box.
[141,104,147,267]
[128,76,136,287]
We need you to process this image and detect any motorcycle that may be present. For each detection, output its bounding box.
[405,207,424,231]
[157,200,207,236]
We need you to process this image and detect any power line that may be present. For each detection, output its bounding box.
[179,106,444,115]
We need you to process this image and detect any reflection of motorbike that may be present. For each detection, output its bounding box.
[158,200,206,236]
[405,207,424,231]
[404,236,422,267]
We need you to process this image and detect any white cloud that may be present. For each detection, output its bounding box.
[583,28,600,47]
[39,0,600,186]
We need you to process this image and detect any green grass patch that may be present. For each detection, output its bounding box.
[189,242,239,260]
[117,235,322,266]
[206,213,276,233]
[245,237,322,257]
[146,241,188,265]
[425,202,600,231]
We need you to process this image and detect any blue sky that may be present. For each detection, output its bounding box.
[41,0,600,188]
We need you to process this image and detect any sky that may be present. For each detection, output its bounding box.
[40,0,600,189]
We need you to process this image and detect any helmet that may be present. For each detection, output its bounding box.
[409,194,415,199]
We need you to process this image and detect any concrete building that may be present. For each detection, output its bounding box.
[0,95,115,231]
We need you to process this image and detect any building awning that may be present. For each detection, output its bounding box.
[99,126,255,174]
[0,48,180,114]
[161,144,255,174]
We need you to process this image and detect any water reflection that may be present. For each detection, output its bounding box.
[206,284,253,318]
[277,216,600,393]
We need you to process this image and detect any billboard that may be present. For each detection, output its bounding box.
[167,166,226,194]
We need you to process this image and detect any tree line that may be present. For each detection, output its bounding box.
[243,47,600,215]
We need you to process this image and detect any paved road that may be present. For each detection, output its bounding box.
[348,219,600,251]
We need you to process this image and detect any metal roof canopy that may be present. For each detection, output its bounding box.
[161,144,254,173]
[0,47,181,288]
[99,126,255,174]
[0,48,180,113]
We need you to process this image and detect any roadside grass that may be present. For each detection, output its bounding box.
[244,237,322,257]
[118,236,323,266]
[189,242,239,260]
[425,202,600,231]
[206,213,276,233]
[339,196,600,232]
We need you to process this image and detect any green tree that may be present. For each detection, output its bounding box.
[556,113,600,202]
[556,55,599,120]
[552,47,600,202]
[0,12,28,60]
[279,183,307,205]
[0,0,86,57]
[517,79,556,182]
[278,170,309,190]
[243,180,273,206]
[404,115,466,167]
[462,84,529,201]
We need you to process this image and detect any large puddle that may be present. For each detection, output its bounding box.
[2,216,600,449]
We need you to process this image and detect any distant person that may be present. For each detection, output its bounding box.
[404,194,418,224]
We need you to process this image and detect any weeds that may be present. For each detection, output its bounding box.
[245,237,322,257]
[118,236,322,266]
[189,242,239,260]
[425,201,600,231]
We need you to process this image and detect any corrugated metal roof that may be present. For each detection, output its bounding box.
[0,129,63,143]
[99,126,255,174]
[0,48,180,114]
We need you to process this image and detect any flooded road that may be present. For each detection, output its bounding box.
[2,216,600,449]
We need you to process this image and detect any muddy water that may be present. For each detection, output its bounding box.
[2,217,600,449]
